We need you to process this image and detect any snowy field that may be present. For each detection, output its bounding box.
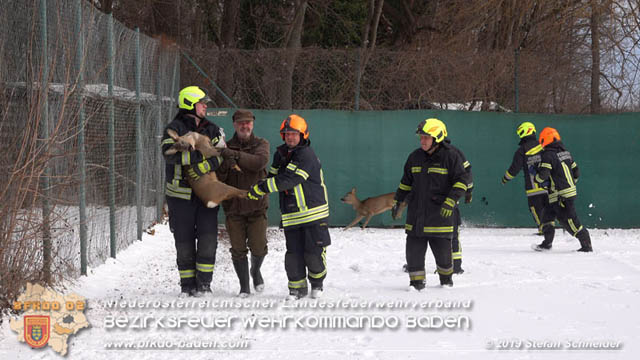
[1,224,639,359]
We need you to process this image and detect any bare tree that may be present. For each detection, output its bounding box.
[102,0,113,14]
[590,0,602,113]
[279,0,308,110]
[215,0,241,106]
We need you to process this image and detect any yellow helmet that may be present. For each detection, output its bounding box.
[516,122,536,138]
[416,118,447,143]
[178,86,211,110]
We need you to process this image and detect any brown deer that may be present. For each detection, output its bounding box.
[340,187,406,230]
[164,129,247,208]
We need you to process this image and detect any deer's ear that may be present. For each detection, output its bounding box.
[167,129,179,140]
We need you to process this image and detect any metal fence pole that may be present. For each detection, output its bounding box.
[514,47,520,113]
[135,27,143,241]
[155,51,163,223]
[108,13,117,258]
[39,0,51,283]
[75,0,88,275]
[181,51,235,108]
[169,52,178,125]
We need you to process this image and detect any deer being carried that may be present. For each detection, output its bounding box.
[164,129,247,208]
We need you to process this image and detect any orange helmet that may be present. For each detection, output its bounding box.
[539,127,561,148]
[280,114,309,140]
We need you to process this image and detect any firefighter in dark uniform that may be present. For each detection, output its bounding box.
[501,122,549,234]
[444,138,473,274]
[402,137,472,275]
[533,127,593,252]
[161,86,225,296]
[247,115,330,299]
[392,118,470,290]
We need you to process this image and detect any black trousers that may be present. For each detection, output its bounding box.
[452,207,462,266]
[540,197,590,246]
[283,223,330,290]
[528,193,549,233]
[406,234,453,284]
[167,196,219,288]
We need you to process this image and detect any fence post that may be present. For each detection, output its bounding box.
[135,28,143,240]
[108,13,117,258]
[169,52,178,125]
[181,51,235,108]
[514,47,520,113]
[155,51,163,223]
[75,0,88,275]
[39,0,51,283]
[354,49,362,111]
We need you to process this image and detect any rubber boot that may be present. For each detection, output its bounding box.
[439,274,453,287]
[534,226,554,251]
[288,285,308,300]
[576,229,593,252]
[179,284,197,298]
[250,255,265,292]
[194,282,212,297]
[233,258,251,297]
[409,280,425,291]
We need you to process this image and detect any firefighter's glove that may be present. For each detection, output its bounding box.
[540,179,551,189]
[391,200,400,220]
[464,191,473,204]
[440,198,456,218]
[187,158,213,180]
[247,184,264,200]
[501,176,508,185]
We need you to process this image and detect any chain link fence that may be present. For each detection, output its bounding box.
[0,0,179,308]
[183,46,597,113]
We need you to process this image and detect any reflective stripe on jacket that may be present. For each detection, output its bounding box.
[257,140,329,228]
[394,142,470,238]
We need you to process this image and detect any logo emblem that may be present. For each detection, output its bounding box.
[24,315,50,348]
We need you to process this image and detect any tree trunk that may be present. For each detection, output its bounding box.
[215,0,241,107]
[356,0,384,110]
[590,0,601,114]
[278,0,307,110]
[102,0,113,14]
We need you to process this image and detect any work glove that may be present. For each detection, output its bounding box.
[540,179,551,189]
[440,198,455,218]
[221,147,239,160]
[464,191,473,204]
[501,176,508,185]
[247,184,264,200]
[391,200,400,220]
[187,158,213,180]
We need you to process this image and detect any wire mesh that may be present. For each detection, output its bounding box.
[0,0,179,306]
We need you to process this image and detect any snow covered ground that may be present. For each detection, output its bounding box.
[1,224,639,359]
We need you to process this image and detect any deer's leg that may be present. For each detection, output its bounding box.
[344,215,364,230]
[361,215,373,229]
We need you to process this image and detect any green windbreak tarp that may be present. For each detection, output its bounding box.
[207,109,640,229]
